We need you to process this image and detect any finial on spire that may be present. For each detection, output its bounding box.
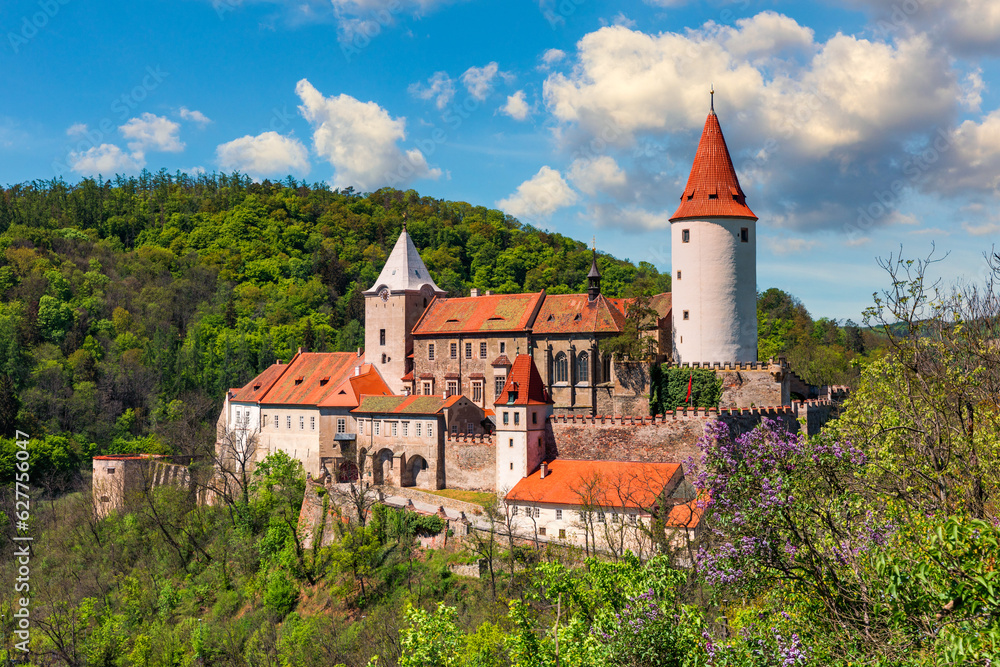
[710,84,715,114]
[402,211,408,231]
[592,235,596,251]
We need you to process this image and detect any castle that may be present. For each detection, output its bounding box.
[203,96,841,549]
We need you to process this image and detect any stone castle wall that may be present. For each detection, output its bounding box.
[443,434,496,492]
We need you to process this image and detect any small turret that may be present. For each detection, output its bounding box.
[587,238,601,302]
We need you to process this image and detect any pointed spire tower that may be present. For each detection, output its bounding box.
[587,237,602,302]
[669,90,758,364]
[364,225,446,394]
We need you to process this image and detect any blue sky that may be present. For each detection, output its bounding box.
[2,0,999,321]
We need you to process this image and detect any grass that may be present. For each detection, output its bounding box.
[420,488,494,507]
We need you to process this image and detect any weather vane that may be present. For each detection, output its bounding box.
[710,84,715,112]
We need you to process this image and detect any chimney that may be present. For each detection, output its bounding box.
[470,288,480,297]
[357,347,362,358]
[355,366,361,376]
[540,461,548,479]
[485,290,493,296]
[297,347,303,354]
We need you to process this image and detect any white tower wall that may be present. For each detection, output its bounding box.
[671,217,757,364]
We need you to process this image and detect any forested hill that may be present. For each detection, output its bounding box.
[0,171,670,456]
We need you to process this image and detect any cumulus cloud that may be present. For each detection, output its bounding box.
[497,166,577,219]
[120,113,184,154]
[409,71,456,109]
[179,107,212,127]
[461,62,508,100]
[589,202,672,231]
[296,78,440,190]
[68,144,145,175]
[540,48,566,67]
[500,90,532,121]
[216,131,310,178]
[567,156,627,196]
[923,110,1000,195]
[842,0,1000,53]
[540,13,969,233]
[66,123,88,137]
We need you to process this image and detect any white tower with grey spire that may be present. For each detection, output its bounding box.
[364,226,446,394]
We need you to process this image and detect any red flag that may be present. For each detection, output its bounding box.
[685,372,693,404]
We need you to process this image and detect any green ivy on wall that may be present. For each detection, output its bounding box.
[649,365,722,414]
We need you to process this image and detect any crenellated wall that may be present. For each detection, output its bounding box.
[443,433,496,491]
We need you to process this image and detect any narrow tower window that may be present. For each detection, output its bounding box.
[676,270,681,280]
[682,229,690,243]
[379,329,386,345]
[683,310,689,320]
[741,227,749,243]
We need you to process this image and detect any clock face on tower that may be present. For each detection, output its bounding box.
[379,288,389,302]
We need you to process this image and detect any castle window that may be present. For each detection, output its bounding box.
[683,310,689,320]
[310,416,315,430]
[677,270,681,280]
[402,421,408,436]
[467,422,474,434]
[556,509,563,520]
[741,227,749,243]
[503,412,509,425]
[480,342,487,358]
[532,411,537,425]
[379,329,385,345]
[299,416,304,430]
[499,342,506,354]
[539,526,546,536]
[287,416,292,429]
[597,510,605,523]
[427,423,433,438]
[416,422,422,437]
[510,462,514,470]
[359,420,364,435]
[682,229,690,243]
[274,415,279,429]
[391,421,398,436]
[602,354,612,383]
[509,438,514,447]
[495,376,506,399]
[708,193,718,199]
[446,380,459,396]
[472,381,483,403]
[512,505,518,516]
[450,342,457,359]
[534,507,541,519]
[107,468,115,475]
[559,529,566,539]
[465,342,472,359]
[337,418,346,434]
[451,423,458,435]
[554,353,568,383]
[374,421,380,436]
[428,344,435,360]
[381,353,387,363]
[576,351,589,383]
[514,412,520,426]
[422,380,433,395]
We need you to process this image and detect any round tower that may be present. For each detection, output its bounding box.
[670,92,758,364]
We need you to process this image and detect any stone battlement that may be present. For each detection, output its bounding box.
[445,433,496,445]
[547,405,795,426]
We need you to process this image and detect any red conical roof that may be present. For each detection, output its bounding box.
[670,108,756,222]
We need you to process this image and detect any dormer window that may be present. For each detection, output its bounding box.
[320,376,330,385]
[415,270,420,277]
[294,376,304,384]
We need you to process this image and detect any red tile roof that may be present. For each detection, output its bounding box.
[495,354,551,406]
[259,352,368,406]
[319,364,393,407]
[666,497,704,529]
[505,459,682,508]
[532,293,626,334]
[412,291,544,335]
[491,354,513,367]
[231,362,287,403]
[670,110,756,221]
[649,293,672,320]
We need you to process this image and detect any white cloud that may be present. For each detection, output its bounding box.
[610,12,636,29]
[843,0,1000,53]
[567,156,627,195]
[496,166,577,219]
[500,90,532,121]
[183,166,207,176]
[926,109,1000,195]
[179,107,212,127]
[961,69,984,112]
[295,78,440,190]
[765,236,819,256]
[722,11,815,59]
[409,71,455,109]
[68,144,145,175]
[961,220,1000,236]
[541,48,565,67]
[66,123,88,137]
[461,62,506,100]
[216,131,310,178]
[589,203,672,231]
[120,113,184,154]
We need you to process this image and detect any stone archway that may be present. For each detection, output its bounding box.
[408,455,428,488]
[374,448,394,485]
